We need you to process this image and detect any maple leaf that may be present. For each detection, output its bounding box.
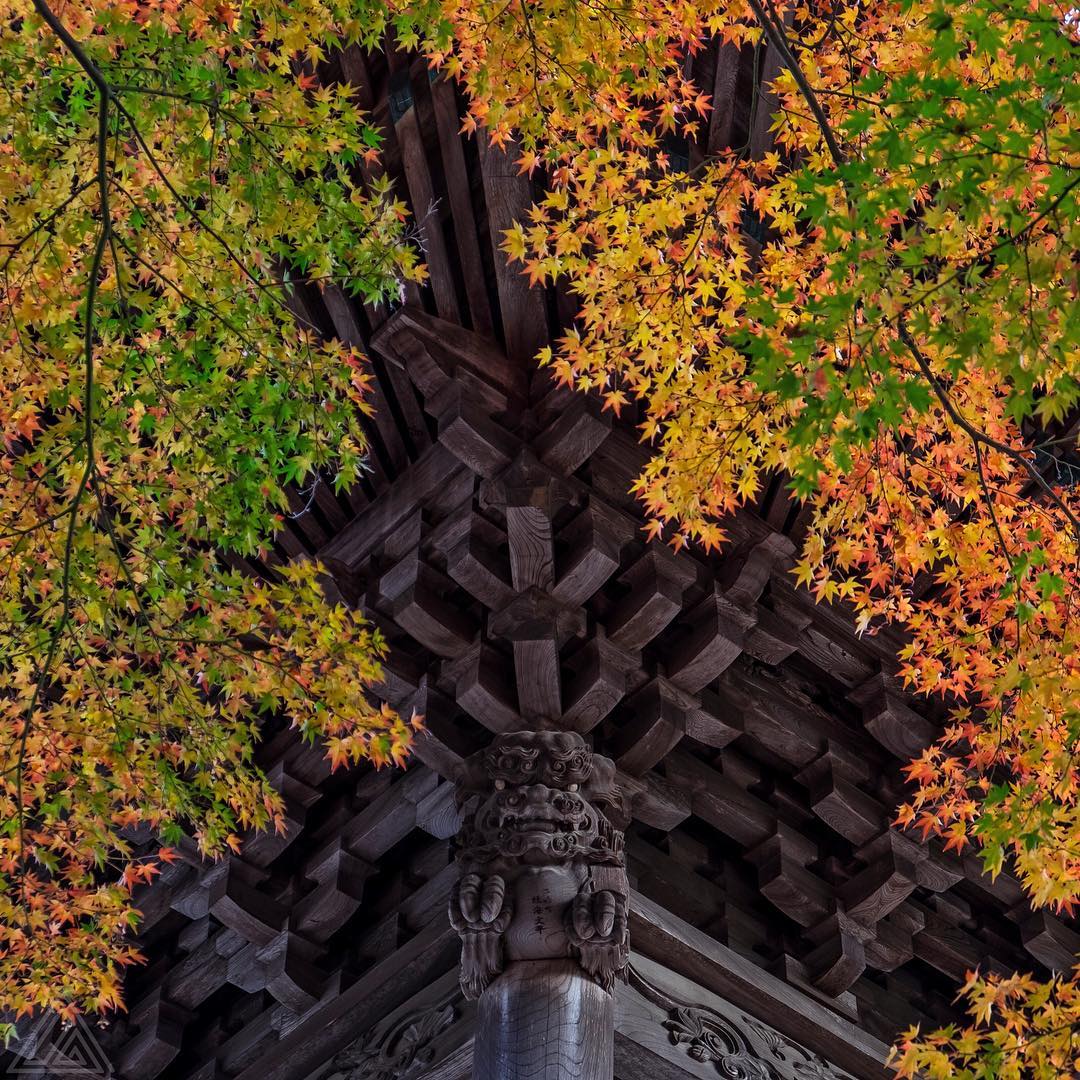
[516,150,541,176]
[642,519,664,542]
[14,411,41,444]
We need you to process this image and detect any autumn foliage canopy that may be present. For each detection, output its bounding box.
[1,0,1079,1074]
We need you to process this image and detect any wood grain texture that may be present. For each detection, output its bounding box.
[706,42,744,153]
[429,77,496,340]
[474,961,614,1080]
[476,134,548,366]
[562,635,637,733]
[395,95,461,323]
[535,396,612,477]
[622,954,863,1080]
[506,500,556,592]
[665,590,755,693]
[319,443,462,571]
[607,549,695,651]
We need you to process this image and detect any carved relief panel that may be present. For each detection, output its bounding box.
[623,960,858,1080]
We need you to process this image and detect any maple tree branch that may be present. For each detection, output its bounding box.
[971,439,1023,652]
[903,172,1080,314]
[107,97,324,337]
[898,324,1080,547]
[32,0,108,96]
[20,0,111,891]
[747,0,1080,558]
[0,179,95,272]
[744,0,846,168]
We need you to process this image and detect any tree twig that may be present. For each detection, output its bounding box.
[20,0,112,892]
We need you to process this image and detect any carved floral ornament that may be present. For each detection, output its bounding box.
[329,999,458,1080]
[448,730,630,999]
[664,1005,774,1080]
[629,966,848,1080]
[741,1018,845,1080]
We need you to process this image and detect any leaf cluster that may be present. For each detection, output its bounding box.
[0,0,423,1015]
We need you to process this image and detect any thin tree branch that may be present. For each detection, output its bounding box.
[21,0,112,892]
[899,323,1080,547]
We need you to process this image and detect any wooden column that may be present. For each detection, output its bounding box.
[475,961,614,1080]
[449,731,628,1080]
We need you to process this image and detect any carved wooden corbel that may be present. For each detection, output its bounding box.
[450,730,629,998]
